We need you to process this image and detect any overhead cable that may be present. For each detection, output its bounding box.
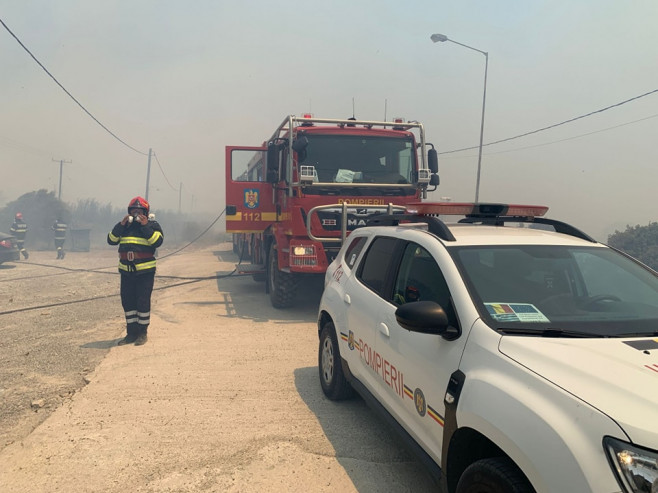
[0,17,148,156]
[439,88,658,155]
[444,113,658,159]
[152,152,179,192]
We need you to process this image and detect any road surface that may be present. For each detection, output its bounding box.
[0,244,437,492]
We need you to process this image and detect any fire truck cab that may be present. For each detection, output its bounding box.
[225,115,439,308]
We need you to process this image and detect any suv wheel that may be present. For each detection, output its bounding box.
[456,457,534,493]
[319,321,354,400]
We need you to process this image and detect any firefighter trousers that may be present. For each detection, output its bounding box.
[55,239,65,258]
[120,271,155,337]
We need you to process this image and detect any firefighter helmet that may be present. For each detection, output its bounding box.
[15,212,23,220]
[127,196,150,214]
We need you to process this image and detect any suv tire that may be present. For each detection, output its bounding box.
[456,457,534,493]
[319,321,354,400]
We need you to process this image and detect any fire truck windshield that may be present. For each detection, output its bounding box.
[298,134,415,185]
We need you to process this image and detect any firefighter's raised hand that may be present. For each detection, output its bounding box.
[134,214,148,225]
[120,214,131,226]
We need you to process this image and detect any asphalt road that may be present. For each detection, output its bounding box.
[0,244,437,492]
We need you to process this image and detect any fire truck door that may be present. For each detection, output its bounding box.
[225,146,275,233]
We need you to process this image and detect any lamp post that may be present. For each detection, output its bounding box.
[431,33,488,203]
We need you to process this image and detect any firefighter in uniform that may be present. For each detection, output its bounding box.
[52,217,68,259]
[10,213,29,259]
[107,197,164,346]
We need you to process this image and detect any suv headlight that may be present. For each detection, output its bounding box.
[604,436,658,493]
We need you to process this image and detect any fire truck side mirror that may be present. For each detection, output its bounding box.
[266,168,279,183]
[428,148,439,173]
[267,141,280,183]
[426,173,440,192]
[292,136,309,163]
[292,136,308,153]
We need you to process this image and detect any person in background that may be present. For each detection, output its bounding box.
[10,213,28,259]
[107,196,164,346]
[52,217,68,259]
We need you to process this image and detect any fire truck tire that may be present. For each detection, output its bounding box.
[268,242,298,308]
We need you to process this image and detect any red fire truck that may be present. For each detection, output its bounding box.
[225,115,439,308]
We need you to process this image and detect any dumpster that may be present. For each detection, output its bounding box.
[70,227,91,252]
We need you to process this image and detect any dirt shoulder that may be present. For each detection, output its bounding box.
[0,245,436,492]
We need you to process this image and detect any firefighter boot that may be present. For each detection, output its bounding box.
[118,327,138,346]
[134,328,148,346]
[21,249,29,259]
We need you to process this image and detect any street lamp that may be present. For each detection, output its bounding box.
[431,33,488,203]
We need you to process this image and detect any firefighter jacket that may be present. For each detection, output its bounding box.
[52,220,68,240]
[107,219,164,274]
[10,220,27,240]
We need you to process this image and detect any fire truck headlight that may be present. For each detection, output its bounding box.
[293,246,314,256]
[291,245,317,267]
[604,437,658,493]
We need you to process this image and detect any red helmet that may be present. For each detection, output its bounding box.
[15,212,23,220]
[127,196,150,214]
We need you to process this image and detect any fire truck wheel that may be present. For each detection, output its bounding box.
[268,242,298,308]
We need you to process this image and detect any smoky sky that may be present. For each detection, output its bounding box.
[1,0,657,241]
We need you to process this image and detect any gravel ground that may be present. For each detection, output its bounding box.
[0,245,438,492]
[0,248,149,448]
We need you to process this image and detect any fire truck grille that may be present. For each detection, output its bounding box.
[291,254,317,267]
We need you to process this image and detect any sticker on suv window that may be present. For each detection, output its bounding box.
[485,303,550,322]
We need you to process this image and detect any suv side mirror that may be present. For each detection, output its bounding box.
[395,301,449,335]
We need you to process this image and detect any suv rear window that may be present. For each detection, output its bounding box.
[357,237,398,296]
[343,236,367,268]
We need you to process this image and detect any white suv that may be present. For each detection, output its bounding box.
[317,202,658,493]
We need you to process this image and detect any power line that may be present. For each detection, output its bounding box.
[439,88,658,155]
[0,17,148,156]
[444,113,658,159]
[0,134,52,156]
[152,152,179,192]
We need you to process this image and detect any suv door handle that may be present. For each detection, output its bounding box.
[343,294,351,305]
[379,322,390,337]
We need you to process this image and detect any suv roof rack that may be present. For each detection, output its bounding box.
[458,216,597,242]
[458,214,597,243]
[367,211,597,243]
[366,214,456,241]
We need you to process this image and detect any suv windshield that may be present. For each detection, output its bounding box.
[452,245,658,337]
[299,134,415,185]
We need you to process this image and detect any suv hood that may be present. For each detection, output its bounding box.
[499,336,658,447]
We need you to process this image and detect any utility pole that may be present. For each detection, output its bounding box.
[52,158,72,200]
[145,148,152,200]
[178,182,182,214]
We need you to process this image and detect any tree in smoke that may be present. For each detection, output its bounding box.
[0,189,70,249]
[607,223,658,271]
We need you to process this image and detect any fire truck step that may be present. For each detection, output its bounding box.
[235,264,265,274]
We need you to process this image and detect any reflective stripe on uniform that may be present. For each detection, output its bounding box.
[146,230,162,245]
[137,311,150,325]
[124,309,138,323]
[108,232,120,242]
[119,236,151,246]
